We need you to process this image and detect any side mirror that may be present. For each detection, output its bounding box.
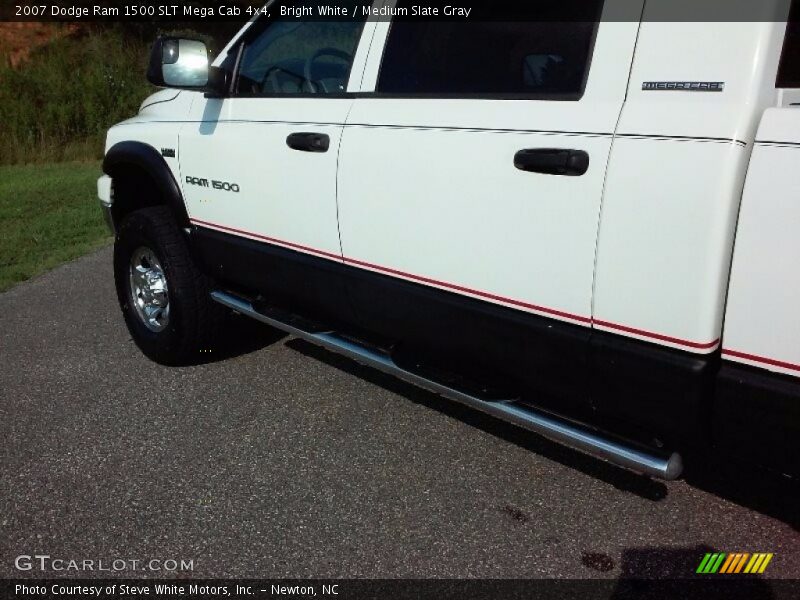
[147,37,210,89]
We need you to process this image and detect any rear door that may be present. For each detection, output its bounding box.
[335,0,642,410]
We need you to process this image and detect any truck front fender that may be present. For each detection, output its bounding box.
[102,141,189,229]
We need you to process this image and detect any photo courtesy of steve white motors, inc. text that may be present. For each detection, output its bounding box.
[14,583,339,597]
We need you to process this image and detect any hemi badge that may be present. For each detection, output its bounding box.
[642,82,725,92]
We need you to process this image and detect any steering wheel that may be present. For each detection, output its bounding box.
[303,48,352,94]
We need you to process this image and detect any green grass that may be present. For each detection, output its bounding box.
[0,162,111,292]
[0,25,239,166]
[0,29,152,165]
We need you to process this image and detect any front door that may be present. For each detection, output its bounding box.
[178,0,374,309]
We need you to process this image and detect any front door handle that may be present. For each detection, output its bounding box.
[286,132,330,153]
[514,148,590,176]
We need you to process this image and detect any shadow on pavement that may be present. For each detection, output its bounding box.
[199,325,798,525]
[284,338,670,503]
[684,464,799,531]
[180,313,288,366]
[609,545,785,599]
[283,339,800,527]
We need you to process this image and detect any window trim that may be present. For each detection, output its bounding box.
[776,0,800,88]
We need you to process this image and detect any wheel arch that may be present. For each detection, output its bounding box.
[103,141,189,229]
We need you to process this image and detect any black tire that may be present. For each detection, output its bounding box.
[114,206,226,365]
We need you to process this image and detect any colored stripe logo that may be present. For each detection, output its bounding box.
[697,553,774,574]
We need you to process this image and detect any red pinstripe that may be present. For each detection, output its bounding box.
[340,255,592,324]
[722,349,800,372]
[593,320,719,350]
[190,218,342,260]
[190,218,723,350]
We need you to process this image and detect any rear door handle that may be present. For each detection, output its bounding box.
[514,148,590,176]
[286,132,330,153]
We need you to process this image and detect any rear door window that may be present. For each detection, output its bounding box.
[377,0,604,99]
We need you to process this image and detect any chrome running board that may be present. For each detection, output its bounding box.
[211,290,684,481]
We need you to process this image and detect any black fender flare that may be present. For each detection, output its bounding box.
[103,141,189,228]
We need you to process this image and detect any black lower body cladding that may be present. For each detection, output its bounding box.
[715,364,800,478]
[189,225,735,464]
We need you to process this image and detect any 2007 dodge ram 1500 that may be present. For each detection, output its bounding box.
[98,0,800,481]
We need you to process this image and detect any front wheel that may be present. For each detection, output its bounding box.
[113,206,225,365]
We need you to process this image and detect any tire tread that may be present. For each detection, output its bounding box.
[114,206,226,365]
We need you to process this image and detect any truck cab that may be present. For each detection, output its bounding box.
[98,0,800,481]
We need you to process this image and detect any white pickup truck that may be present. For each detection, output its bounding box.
[97,0,800,481]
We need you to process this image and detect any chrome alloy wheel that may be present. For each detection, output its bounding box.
[129,247,170,332]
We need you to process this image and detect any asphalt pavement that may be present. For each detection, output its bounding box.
[1,246,798,580]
